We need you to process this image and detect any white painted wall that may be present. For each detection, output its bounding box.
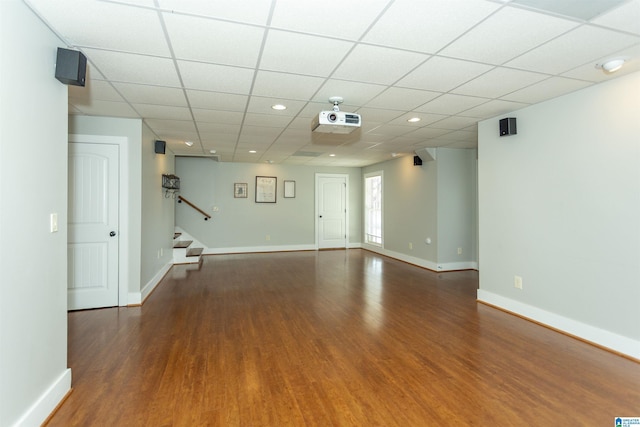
[478,71,640,358]
[0,1,71,425]
[175,158,362,250]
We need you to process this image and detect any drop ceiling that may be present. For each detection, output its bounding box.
[26,0,640,166]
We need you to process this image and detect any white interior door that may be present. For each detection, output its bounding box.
[317,174,347,249]
[68,142,119,310]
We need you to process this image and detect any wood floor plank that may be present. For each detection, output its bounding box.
[46,250,640,426]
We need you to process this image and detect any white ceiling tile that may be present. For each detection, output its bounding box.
[251,71,325,100]
[505,25,640,74]
[243,113,292,128]
[397,56,494,92]
[193,109,244,124]
[186,91,248,111]
[562,43,640,81]
[440,7,578,65]
[365,88,440,111]
[132,104,192,120]
[356,107,404,123]
[83,49,181,86]
[332,45,429,85]
[27,0,170,55]
[312,80,386,106]
[69,80,123,102]
[387,112,450,126]
[260,30,354,76]
[363,0,500,53]
[157,0,272,25]
[163,14,264,67]
[430,116,479,130]
[246,97,306,116]
[416,94,490,115]
[145,119,196,132]
[239,126,282,140]
[459,99,529,119]
[500,77,592,104]
[197,122,241,134]
[71,100,140,118]
[113,83,187,106]
[271,0,391,39]
[452,67,548,98]
[591,0,640,35]
[437,129,478,142]
[178,60,254,93]
[510,0,628,21]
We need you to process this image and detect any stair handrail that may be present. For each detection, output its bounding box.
[177,196,211,221]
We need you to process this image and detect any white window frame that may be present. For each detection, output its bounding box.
[364,171,383,247]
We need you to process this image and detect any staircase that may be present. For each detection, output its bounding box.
[173,229,204,265]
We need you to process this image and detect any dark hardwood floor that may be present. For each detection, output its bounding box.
[47,249,639,426]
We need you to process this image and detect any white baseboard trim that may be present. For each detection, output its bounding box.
[13,368,71,427]
[477,289,640,360]
[362,244,478,272]
[128,261,173,306]
[204,244,317,255]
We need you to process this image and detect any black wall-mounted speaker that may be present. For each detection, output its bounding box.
[499,117,517,136]
[154,140,166,154]
[413,155,423,166]
[55,48,86,86]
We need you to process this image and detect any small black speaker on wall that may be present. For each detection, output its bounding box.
[413,155,423,166]
[55,48,87,86]
[154,140,166,154]
[499,117,517,136]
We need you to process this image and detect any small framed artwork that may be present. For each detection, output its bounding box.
[255,176,277,203]
[284,180,295,198]
[234,183,248,198]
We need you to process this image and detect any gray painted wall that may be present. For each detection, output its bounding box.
[478,71,640,356]
[437,149,478,264]
[362,149,478,271]
[140,124,175,287]
[175,158,362,249]
[1,1,69,425]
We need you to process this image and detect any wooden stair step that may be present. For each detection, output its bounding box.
[174,232,182,239]
[186,247,203,257]
[173,240,192,249]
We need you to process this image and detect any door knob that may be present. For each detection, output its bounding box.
[109,231,116,237]
[319,215,323,218]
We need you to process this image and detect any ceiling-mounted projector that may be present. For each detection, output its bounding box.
[312,111,361,134]
[311,96,361,134]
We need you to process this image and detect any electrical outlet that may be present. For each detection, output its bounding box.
[514,275,523,290]
[266,235,270,241]
[50,213,58,233]
[457,247,462,255]
[409,242,413,250]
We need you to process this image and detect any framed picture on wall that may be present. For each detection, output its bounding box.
[255,176,276,203]
[284,180,295,198]
[234,183,248,198]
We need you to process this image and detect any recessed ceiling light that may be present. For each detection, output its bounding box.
[185,141,194,147]
[271,104,287,111]
[597,58,626,73]
[209,149,216,154]
[407,117,421,123]
[249,150,257,154]
[329,154,336,157]
[391,153,398,157]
